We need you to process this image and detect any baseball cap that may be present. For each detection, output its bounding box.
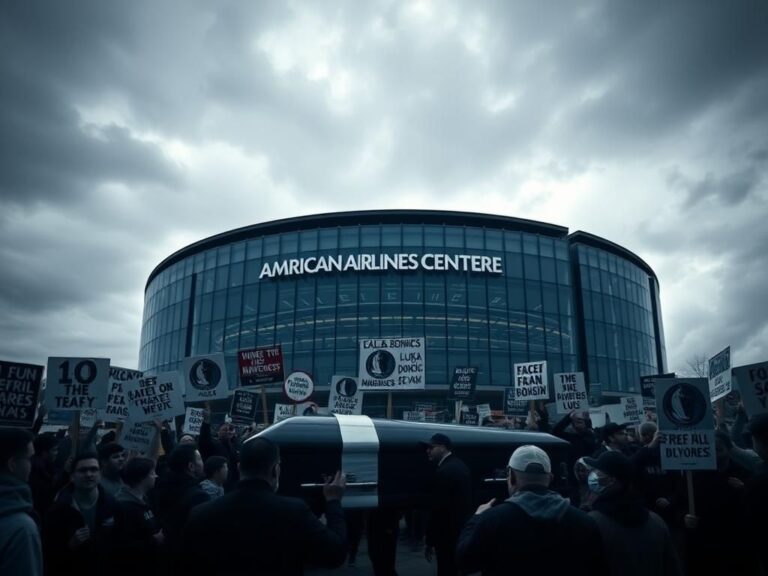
[584,451,633,484]
[507,445,551,474]
[420,433,452,450]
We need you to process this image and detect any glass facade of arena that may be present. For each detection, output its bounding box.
[139,212,666,402]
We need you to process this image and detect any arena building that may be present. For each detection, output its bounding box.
[139,211,667,418]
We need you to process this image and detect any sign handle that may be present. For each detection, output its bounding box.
[529,400,536,428]
[260,385,269,426]
[686,470,696,516]
[386,392,393,419]
[70,411,80,454]
[455,399,463,423]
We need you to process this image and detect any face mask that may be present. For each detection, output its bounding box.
[588,471,604,494]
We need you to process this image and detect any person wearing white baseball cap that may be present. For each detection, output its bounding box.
[456,445,607,575]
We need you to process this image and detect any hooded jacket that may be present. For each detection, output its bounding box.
[456,484,607,576]
[0,474,43,576]
[153,471,209,568]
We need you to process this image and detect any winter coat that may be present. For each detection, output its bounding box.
[0,474,43,576]
[113,486,162,575]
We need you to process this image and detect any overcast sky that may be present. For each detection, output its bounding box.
[1,0,766,376]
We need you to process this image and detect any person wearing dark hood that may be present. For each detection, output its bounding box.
[456,445,606,576]
[585,451,681,576]
[29,432,67,518]
[0,428,42,576]
[153,444,208,570]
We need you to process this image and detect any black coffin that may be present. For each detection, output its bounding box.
[254,415,571,510]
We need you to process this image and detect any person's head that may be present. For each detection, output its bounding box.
[571,411,590,434]
[602,423,628,448]
[639,422,657,446]
[747,414,768,461]
[97,442,126,476]
[204,456,229,486]
[422,433,452,463]
[0,428,34,482]
[584,451,633,495]
[71,452,100,492]
[715,431,732,470]
[217,424,236,441]
[123,457,157,493]
[168,444,204,479]
[507,445,553,493]
[33,432,59,464]
[239,437,280,491]
[179,435,197,445]
[573,457,591,484]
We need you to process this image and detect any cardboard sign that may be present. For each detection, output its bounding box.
[403,410,426,422]
[238,345,284,387]
[0,360,43,428]
[79,409,98,428]
[358,338,425,391]
[554,372,587,414]
[605,396,643,425]
[284,371,314,403]
[183,354,230,401]
[100,366,142,423]
[274,403,295,423]
[449,367,478,400]
[182,407,204,435]
[513,361,549,400]
[230,389,259,422]
[588,382,603,408]
[656,378,716,470]
[476,403,492,422]
[124,372,185,423]
[119,421,157,455]
[328,376,363,415]
[503,388,529,417]
[45,357,110,411]
[708,347,732,402]
[459,406,480,426]
[732,361,768,418]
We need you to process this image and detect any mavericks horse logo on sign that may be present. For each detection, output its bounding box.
[189,359,221,391]
[662,382,707,427]
[336,377,358,397]
[365,350,396,378]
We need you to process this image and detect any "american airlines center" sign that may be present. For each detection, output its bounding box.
[259,253,504,279]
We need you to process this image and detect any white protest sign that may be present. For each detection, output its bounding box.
[79,409,98,428]
[119,421,157,454]
[124,372,185,422]
[284,371,314,403]
[358,338,425,391]
[274,403,296,423]
[182,354,230,401]
[588,408,607,428]
[476,403,492,422]
[513,360,549,400]
[402,410,426,422]
[328,376,363,415]
[656,378,716,470]
[45,357,110,411]
[99,366,142,423]
[620,395,643,424]
[554,372,587,414]
[182,407,205,435]
[296,401,319,416]
[732,361,768,417]
[708,347,731,402]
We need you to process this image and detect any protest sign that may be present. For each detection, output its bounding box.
[230,389,259,423]
[554,372,587,414]
[604,396,643,425]
[640,373,674,410]
[588,382,603,407]
[503,388,529,417]
[182,407,204,435]
[459,406,479,426]
[328,376,363,415]
[296,401,319,416]
[708,347,732,402]
[79,409,97,428]
[448,367,478,400]
[100,366,142,423]
[284,371,314,403]
[588,408,607,428]
[183,354,230,401]
[0,360,43,427]
[732,361,768,418]
[124,372,185,422]
[414,402,435,413]
[656,378,716,470]
[119,421,157,455]
[274,403,295,423]
[476,403,492,422]
[238,345,284,387]
[45,357,110,411]
[402,411,426,422]
[513,361,548,400]
[358,338,425,391]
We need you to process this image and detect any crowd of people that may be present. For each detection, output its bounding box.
[1,405,766,575]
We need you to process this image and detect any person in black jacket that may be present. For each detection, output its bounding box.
[552,410,599,486]
[181,436,347,575]
[743,414,768,575]
[422,432,473,576]
[456,445,607,576]
[43,451,119,576]
[199,409,240,491]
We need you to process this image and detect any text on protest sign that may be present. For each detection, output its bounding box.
[182,407,205,435]
[119,421,157,455]
[183,354,230,401]
[328,376,363,415]
[604,396,643,425]
[238,345,284,387]
[274,403,295,423]
[640,373,674,410]
[733,361,768,418]
[124,372,185,422]
[449,367,478,400]
[0,360,43,428]
[554,372,587,414]
[513,361,549,400]
[402,410,426,422]
[708,347,732,402]
[655,378,716,471]
[503,388,529,417]
[358,338,425,391]
[230,389,259,422]
[459,406,480,426]
[588,382,603,408]
[45,357,110,411]
[100,366,142,423]
[284,371,314,403]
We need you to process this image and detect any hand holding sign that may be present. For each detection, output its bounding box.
[323,470,346,502]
